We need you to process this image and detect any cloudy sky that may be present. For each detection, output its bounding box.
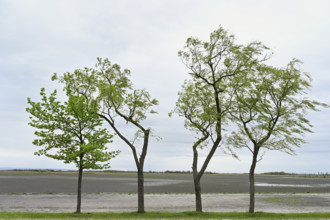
[1,0,329,173]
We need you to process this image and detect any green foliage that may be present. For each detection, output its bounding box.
[171,80,215,136]
[173,25,269,149]
[55,57,158,132]
[26,89,119,170]
[227,58,329,155]
[178,26,269,93]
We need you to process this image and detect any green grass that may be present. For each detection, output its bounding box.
[0,212,330,219]
[262,196,306,206]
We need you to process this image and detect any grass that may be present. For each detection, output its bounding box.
[262,196,307,206]
[0,212,330,219]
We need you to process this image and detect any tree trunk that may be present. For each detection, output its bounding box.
[137,168,144,213]
[194,178,202,212]
[249,151,258,213]
[191,134,220,212]
[76,165,83,213]
[192,143,202,212]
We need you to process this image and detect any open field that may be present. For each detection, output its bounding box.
[0,171,329,213]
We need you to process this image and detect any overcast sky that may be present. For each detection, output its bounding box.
[1,0,329,173]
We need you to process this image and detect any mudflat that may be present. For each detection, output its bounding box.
[0,172,330,193]
[0,172,329,213]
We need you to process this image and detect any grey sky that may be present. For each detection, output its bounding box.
[0,0,329,173]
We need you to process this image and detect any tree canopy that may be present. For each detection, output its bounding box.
[26,88,119,212]
[228,58,328,159]
[27,89,118,169]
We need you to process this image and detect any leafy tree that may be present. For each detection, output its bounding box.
[172,26,269,212]
[26,89,119,213]
[227,59,329,213]
[53,58,158,213]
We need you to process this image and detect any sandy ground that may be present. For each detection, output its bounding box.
[0,193,329,213]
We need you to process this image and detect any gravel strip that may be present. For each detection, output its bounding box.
[0,193,329,213]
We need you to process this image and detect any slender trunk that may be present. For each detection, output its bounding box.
[101,114,149,213]
[76,164,83,213]
[249,149,258,213]
[194,178,202,212]
[136,130,149,213]
[137,168,144,213]
[192,145,202,212]
[191,133,219,212]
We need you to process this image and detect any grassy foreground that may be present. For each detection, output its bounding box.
[1,212,330,219]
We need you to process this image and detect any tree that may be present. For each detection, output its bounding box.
[227,59,329,213]
[26,89,119,213]
[53,58,158,213]
[170,80,216,212]
[172,26,269,212]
